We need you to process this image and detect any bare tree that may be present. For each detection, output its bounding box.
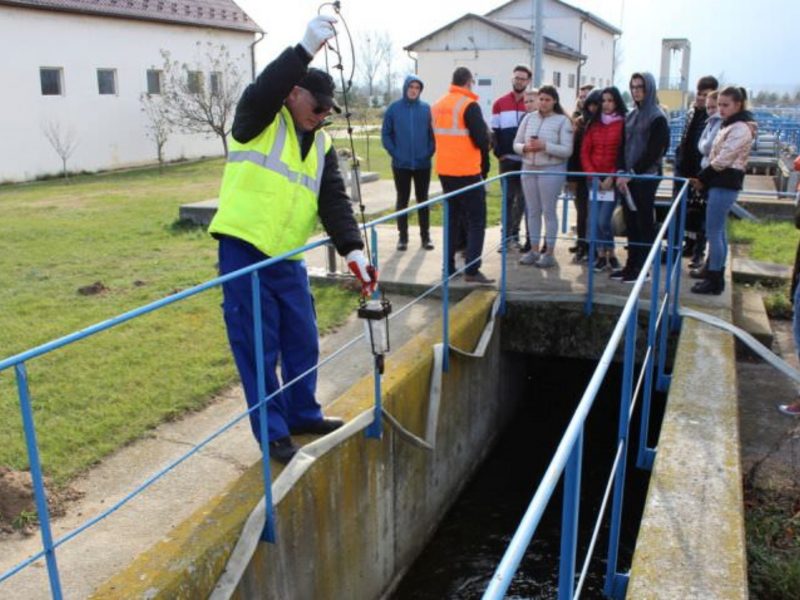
[140,93,172,172]
[356,31,392,101]
[41,120,78,179]
[160,42,245,157]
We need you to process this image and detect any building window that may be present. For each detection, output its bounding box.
[568,73,576,89]
[40,67,63,95]
[210,71,222,95]
[553,71,561,87]
[187,71,203,94]
[97,69,117,95]
[581,75,586,85]
[607,79,611,87]
[590,76,596,86]
[147,69,162,95]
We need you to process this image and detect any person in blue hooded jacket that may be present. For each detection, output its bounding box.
[381,74,436,250]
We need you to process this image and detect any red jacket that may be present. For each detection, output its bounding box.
[580,118,624,175]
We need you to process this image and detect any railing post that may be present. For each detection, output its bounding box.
[603,302,637,600]
[558,426,583,600]
[366,225,383,439]
[15,363,64,600]
[585,176,599,315]
[251,271,276,543]
[637,248,661,471]
[670,182,688,330]
[500,176,508,316]
[442,197,450,372]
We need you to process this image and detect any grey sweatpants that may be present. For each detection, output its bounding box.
[521,164,567,251]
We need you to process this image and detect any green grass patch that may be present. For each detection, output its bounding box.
[729,219,800,265]
[746,487,800,599]
[0,159,353,483]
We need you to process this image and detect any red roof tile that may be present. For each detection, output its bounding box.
[0,0,262,33]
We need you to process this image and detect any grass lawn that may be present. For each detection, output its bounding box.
[729,218,800,266]
[0,159,354,483]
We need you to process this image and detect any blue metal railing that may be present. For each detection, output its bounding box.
[1,169,684,598]
[482,175,689,600]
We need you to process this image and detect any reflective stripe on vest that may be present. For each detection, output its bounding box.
[432,88,482,176]
[209,107,330,260]
[432,96,470,137]
[227,115,326,195]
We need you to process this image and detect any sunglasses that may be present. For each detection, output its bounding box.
[312,104,331,115]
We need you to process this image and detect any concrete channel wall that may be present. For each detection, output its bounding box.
[93,293,747,599]
[92,290,515,599]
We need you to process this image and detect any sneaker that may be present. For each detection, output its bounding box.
[519,251,540,265]
[623,270,650,283]
[269,436,299,464]
[421,239,435,251]
[593,256,608,272]
[535,254,556,269]
[777,401,800,416]
[464,270,495,285]
[609,267,628,280]
[397,240,408,251]
[608,256,621,271]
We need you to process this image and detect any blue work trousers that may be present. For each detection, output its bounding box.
[218,236,323,443]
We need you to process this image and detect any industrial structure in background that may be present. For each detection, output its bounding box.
[658,37,691,110]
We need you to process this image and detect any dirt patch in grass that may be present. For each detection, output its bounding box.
[0,467,83,537]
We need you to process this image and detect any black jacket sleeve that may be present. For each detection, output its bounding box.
[632,116,669,175]
[231,45,311,144]
[464,102,491,178]
[318,148,364,256]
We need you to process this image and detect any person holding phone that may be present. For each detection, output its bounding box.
[513,85,574,268]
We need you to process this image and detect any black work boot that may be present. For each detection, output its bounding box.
[689,261,708,279]
[690,270,724,295]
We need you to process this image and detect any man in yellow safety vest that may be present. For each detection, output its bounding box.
[209,15,377,464]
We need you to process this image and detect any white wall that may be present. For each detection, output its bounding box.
[0,6,254,182]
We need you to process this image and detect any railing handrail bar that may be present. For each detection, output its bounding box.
[482,177,688,597]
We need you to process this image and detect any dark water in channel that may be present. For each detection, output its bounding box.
[391,356,664,600]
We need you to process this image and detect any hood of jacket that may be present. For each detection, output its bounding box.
[403,74,424,102]
[624,71,666,171]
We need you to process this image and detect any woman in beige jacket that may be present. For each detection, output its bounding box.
[690,86,756,295]
[513,85,574,268]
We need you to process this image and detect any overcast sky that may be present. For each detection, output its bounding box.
[235,0,798,93]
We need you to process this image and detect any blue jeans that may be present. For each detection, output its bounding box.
[218,236,323,443]
[591,190,618,253]
[705,187,739,271]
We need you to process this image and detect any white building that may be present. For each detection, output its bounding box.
[0,0,261,183]
[405,0,620,118]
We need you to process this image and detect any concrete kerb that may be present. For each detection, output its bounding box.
[91,290,499,599]
[627,304,748,598]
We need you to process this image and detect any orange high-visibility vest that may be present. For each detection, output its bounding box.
[432,85,481,176]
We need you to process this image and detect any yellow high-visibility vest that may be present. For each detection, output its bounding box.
[209,106,332,259]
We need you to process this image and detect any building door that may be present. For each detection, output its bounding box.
[474,77,493,125]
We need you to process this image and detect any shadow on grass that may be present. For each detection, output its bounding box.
[168,218,207,235]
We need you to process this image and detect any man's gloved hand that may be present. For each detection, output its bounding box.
[346,249,378,297]
[300,15,337,57]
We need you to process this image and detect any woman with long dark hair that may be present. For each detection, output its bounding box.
[567,88,602,263]
[513,85,574,268]
[580,86,627,271]
[691,86,757,295]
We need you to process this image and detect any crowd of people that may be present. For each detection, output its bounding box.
[381,64,758,294]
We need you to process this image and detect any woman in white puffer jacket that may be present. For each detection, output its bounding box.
[513,85,574,268]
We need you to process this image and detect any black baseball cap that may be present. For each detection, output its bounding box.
[298,68,341,114]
